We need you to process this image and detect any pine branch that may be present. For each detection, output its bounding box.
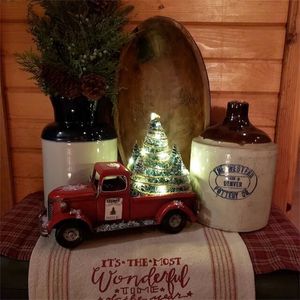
[16,0,133,101]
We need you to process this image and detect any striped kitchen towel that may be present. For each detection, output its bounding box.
[29,224,255,300]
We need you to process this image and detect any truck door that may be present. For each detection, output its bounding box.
[97,175,130,222]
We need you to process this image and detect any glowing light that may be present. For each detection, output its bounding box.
[150,112,160,120]
[182,168,189,175]
[190,151,200,171]
[67,172,72,179]
[141,148,147,156]
[157,152,169,160]
[128,157,134,165]
[157,185,167,194]
[154,132,161,139]
[134,181,143,189]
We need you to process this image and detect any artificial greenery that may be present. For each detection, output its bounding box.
[16,0,133,102]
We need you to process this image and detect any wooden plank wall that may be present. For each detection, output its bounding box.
[0,0,289,210]
[1,70,14,213]
[273,0,300,211]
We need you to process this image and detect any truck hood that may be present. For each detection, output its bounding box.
[48,183,96,200]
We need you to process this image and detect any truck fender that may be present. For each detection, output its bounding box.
[48,210,93,232]
[155,200,197,224]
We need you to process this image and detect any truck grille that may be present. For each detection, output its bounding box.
[48,201,53,220]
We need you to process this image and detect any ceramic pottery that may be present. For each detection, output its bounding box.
[115,16,210,167]
[190,101,277,232]
[42,96,117,206]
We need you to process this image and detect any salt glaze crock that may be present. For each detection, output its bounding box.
[190,101,277,232]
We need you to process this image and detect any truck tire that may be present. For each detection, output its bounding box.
[161,210,187,234]
[55,221,86,248]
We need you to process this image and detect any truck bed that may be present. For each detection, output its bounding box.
[130,191,197,220]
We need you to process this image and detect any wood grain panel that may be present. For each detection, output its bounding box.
[273,0,300,211]
[12,150,43,178]
[1,73,14,214]
[3,57,282,92]
[1,23,34,55]
[188,25,285,60]
[128,0,289,24]
[14,177,43,203]
[206,60,282,92]
[1,0,289,24]
[6,91,52,119]
[2,56,35,88]
[260,127,275,141]
[2,22,285,60]
[8,119,47,149]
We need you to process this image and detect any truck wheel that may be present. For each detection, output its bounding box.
[161,210,187,234]
[55,221,86,248]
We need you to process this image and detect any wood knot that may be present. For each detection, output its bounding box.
[286,32,297,45]
[158,4,165,10]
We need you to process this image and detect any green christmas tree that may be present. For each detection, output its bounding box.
[127,143,141,171]
[170,145,189,176]
[128,113,191,196]
[110,207,116,215]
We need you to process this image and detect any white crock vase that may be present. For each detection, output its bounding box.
[42,95,117,207]
[190,101,277,232]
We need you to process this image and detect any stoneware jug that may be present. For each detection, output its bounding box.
[190,101,277,232]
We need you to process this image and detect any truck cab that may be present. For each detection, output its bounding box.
[41,162,198,248]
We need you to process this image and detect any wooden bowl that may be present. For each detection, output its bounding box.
[115,16,210,166]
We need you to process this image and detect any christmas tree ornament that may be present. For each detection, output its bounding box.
[128,113,191,196]
[190,101,277,232]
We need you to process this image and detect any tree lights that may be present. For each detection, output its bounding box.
[128,113,191,196]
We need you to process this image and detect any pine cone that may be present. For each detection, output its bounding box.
[88,0,119,13]
[62,80,82,99]
[41,65,81,99]
[80,73,106,101]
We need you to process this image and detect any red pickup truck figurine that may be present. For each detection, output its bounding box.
[40,162,198,248]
